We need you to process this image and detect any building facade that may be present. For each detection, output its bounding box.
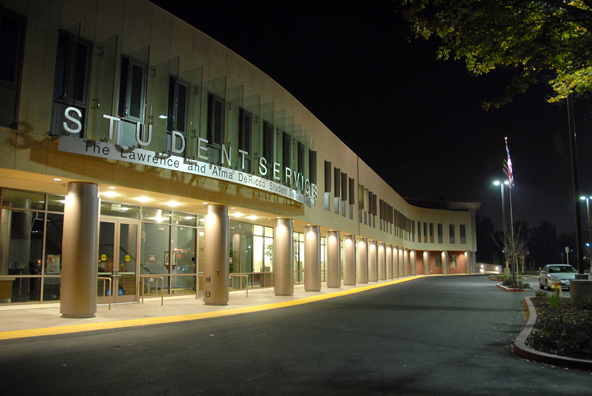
[0,0,478,314]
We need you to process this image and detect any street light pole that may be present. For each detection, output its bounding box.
[494,181,506,230]
[494,180,511,278]
[580,195,592,267]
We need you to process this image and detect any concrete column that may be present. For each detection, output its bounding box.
[424,251,431,275]
[326,230,341,288]
[203,204,229,305]
[442,251,449,274]
[378,243,386,280]
[274,218,294,296]
[403,249,408,277]
[357,238,368,283]
[61,182,100,318]
[465,251,472,274]
[386,245,393,279]
[304,225,321,291]
[472,252,477,274]
[410,249,417,276]
[343,235,356,286]
[368,240,378,282]
[393,247,399,278]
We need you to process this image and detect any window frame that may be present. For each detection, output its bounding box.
[0,10,25,127]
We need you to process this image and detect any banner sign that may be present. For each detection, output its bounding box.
[58,135,313,207]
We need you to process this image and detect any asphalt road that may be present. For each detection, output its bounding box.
[2,275,591,395]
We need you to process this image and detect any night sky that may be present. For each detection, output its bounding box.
[150,0,592,235]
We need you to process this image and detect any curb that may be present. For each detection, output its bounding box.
[496,284,525,292]
[489,276,504,282]
[513,296,592,370]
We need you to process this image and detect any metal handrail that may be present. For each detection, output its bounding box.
[140,275,164,306]
[230,274,250,297]
[97,276,112,310]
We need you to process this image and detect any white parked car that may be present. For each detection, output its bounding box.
[538,264,578,290]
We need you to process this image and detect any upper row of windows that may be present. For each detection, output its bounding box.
[1,14,316,192]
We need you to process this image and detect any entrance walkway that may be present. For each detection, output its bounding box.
[0,276,425,340]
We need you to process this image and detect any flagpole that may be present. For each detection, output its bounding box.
[567,94,584,274]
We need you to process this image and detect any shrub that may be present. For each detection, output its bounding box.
[548,294,561,310]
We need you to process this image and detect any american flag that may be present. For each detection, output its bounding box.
[504,137,514,188]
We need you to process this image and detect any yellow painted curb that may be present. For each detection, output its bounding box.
[0,276,422,341]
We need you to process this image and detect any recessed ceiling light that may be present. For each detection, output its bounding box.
[53,178,61,181]
[202,202,208,205]
[108,186,115,189]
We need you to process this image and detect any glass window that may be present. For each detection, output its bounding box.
[167,76,188,133]
[118,56,147,146]
[44,213,63,275]
[171,225,196,293]
[449,224,455,244]
[2,189,45,210]
[298,142,305,177]
[239,108,252,154]
[437,223,443,244]
[52,31,92,137]
[450,254,458,267]
[0,9,25,127]
[309,150,317,184]
[435,254,442,268]
[207,94,224,146]
[282,131,291,174]
[142,207,171,223]
[2,210,45,302]
[140,223,171,282]
[293,232,304,284]
[460,224,467,244]
[262,121,274,177]
[100,201,141,219]
[172,212,197,227]
[47,194,65,212]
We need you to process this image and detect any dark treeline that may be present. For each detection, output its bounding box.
[476,216,583,271]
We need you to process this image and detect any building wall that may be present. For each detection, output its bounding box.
[0,0,478,290]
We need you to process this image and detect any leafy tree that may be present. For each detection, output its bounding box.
[399,0,592,108]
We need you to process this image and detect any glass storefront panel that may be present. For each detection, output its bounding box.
[294,232,304,284]
[47,195,65,212]
[1,189,45,210]
[44,213,63,275]
[321,237,327,282]
[100,201,140,219]
[43,277,60,301]
[140,222,170,294]
[118,223,137,297]
[142,207,171,223]
[172,211,198,227]
[171,225,196,293]
[98,222,115,273]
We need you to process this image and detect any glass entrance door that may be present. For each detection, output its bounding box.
[98,219,139,303]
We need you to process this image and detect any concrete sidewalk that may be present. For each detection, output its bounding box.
[0,276,423,340]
